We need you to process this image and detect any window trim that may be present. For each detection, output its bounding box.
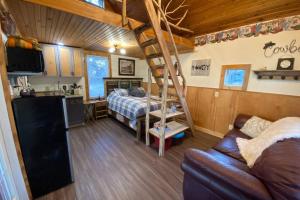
[219,64,251,91]
[84,51,111,100]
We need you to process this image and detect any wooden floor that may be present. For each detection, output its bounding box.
[37,118,220,200]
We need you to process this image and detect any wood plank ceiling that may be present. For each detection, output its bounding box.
[184,0,300,35]
[5,0,300,58]
[109,0,300,36]
[6,0,143,57]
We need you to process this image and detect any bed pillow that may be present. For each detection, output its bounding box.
[240,116,272,138]
[114,88,128,96]
[129,87,146,97]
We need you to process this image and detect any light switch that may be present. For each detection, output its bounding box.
[214,91,219,97]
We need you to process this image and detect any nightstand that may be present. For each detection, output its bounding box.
[94,100,108,119]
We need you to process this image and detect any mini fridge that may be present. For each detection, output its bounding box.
[12,96,74,198]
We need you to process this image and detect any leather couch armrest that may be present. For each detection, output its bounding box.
[234,114,252,129]
[182,149,272,200]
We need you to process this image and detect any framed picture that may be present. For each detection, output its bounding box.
[118,58,135,76]
[277,58,294,70]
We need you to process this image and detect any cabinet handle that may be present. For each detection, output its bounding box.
[71,72,75,76]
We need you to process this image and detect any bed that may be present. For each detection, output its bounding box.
[104,78,161,139]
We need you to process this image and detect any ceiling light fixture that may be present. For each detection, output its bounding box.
[57,42,64,46]
[120,48,126,55]
[108,44,126,55]
[108,46,116,53]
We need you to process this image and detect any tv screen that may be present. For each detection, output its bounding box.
[6,47,45,73]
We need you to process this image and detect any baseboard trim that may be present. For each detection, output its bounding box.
[195,125,224,138]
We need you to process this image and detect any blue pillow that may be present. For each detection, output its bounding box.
[129,87,146,97]
[114,88,128,96]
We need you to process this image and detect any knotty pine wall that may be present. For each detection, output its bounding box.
[143,83,300,138]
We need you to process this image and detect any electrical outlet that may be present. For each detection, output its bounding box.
[214,91,219,97]
[228,124,233,130]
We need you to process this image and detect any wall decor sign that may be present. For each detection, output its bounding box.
[195,15,300,46]
[191,59,211,76]
[263,39,300,58]
[277,58,295,70]
[118,58,135,76]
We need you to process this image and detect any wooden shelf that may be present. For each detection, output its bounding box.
[150,96,179,102]
[254,70,300,80]
[149,121,188,139]
[150,110,184,119]
[94,100,107,119]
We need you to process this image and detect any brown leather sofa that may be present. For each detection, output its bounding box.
[181,114,300,200]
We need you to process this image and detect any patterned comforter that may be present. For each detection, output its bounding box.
[107,92,161,121]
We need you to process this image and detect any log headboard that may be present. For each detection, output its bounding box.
[103,77,143,97]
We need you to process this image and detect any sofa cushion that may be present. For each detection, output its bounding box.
[214,129,250,162]
[251,138,300,200]
[240,116,272,138]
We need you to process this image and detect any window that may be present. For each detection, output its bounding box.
[86,55,110,99]
[84,0,104,8]
[220,64,251,90]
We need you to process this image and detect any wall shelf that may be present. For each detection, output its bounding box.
[253,70,300,80]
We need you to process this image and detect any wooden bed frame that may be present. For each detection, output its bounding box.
[104,77,156,140]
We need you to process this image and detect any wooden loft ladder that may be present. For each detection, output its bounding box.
[126,0,195,156]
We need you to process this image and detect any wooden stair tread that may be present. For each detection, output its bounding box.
[150,110,184,119]
[140,38,158,48]
[146,53,163,59]
[134,23,151,35]
[149,121,188,139]
[150,64,165,69]
[151,96,179,102]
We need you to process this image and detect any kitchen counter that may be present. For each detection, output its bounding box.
[64,95,83,99]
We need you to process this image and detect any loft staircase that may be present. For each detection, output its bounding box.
[127,0,195,156]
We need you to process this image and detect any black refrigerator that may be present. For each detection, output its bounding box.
[12,96,74,198]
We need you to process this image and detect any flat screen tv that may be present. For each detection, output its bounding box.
[6,47,45,73]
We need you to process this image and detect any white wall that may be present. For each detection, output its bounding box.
[139,30,300,96]
[0,76,29,200]
[110,54,148,78]
[27,76,83,92]
[181,30,300,96]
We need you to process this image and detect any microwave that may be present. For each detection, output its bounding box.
[6,47,45,74]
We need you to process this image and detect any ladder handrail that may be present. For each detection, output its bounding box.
[151,0,188,96]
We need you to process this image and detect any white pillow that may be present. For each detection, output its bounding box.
[237,117,300,167]
[240,116,272,138]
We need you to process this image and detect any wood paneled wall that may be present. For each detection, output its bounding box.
[143,83,300,137]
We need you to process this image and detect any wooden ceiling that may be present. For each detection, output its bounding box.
[5,0,144,57]
[4,0,300,59]
[184,0,300,35]
[109,0,300,36]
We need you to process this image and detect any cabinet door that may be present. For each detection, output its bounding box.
[73,49,84,77]
[58,47,73,77]
[42,45,58,76]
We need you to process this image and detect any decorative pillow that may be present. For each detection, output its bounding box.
[114,88,128,96]
[129,87,146,97]
[251,138,300,200]
[240,116,272,138]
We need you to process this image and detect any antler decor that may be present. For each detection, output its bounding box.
[161,0,192,33]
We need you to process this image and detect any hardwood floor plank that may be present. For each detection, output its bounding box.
[37,118,219,200]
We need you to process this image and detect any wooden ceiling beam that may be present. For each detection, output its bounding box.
[23,0,194,50]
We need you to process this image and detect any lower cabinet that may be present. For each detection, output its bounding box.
[65,97,84,127]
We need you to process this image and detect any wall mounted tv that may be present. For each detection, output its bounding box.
[6,47,45,74]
